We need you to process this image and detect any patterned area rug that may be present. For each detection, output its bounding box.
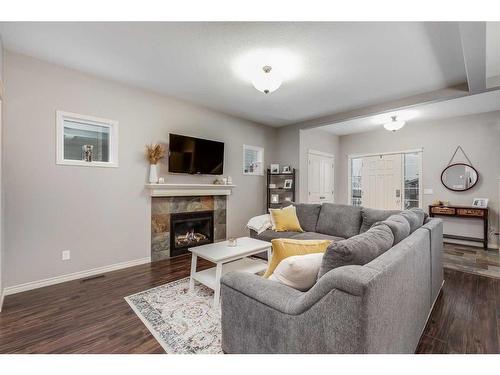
[125,277,222,354]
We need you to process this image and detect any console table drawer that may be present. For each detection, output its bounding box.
[457,208,484,217]
[431,207,455,215]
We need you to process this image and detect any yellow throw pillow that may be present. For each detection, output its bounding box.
[269,205,304,232]
[263,238,332,278]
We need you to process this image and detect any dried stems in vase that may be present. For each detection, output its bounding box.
[146,143,166,165]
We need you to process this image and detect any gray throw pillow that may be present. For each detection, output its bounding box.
[400,209,425,233]
[315,203,362,238]
[359,207,400,233]
[373,214,410,245]
[318,224,394,279]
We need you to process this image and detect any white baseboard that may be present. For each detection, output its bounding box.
[3,257,151,296]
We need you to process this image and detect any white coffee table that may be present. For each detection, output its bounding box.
[189,237,271,307]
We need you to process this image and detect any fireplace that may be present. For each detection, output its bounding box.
[170,210,214,257]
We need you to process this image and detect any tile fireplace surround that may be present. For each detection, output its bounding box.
[151,196,227,261]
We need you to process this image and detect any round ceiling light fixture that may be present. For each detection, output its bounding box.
[383,116,406,132]
[252,65,282,94]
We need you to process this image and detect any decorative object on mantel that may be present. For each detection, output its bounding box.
[441,146,479,192]
[158,177,165,184]
[472,198,489,208]
[432,199,450,206]
[146,143,166,184]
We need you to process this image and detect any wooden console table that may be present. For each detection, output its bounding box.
[428,205,489,249]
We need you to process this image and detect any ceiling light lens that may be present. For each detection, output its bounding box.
[252,66,282,94]
[383,116,406,131]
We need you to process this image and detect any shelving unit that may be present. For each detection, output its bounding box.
[266,168,296,209]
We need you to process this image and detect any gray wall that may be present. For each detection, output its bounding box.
[337,111,500,247]
[298,128,339,202]
[3,52,277,287]
[0,37,4,305]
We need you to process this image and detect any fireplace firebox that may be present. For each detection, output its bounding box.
[170,211,214,257]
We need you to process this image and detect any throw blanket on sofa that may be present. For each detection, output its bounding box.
[247,214,272,234]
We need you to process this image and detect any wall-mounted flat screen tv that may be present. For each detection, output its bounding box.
[168,133,224,175]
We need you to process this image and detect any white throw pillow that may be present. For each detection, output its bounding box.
[268,253,324,291]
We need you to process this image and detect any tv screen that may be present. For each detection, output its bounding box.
[168,134,224,175]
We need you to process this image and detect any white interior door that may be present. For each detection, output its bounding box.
[308,151,334,204]
[360,154,402,210]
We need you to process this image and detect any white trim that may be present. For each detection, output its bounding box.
[3,257,150,296]
[56,110,119,168]
[0,289,5,312]
[146,183,235,197]
[242,144,264,176]
[348,148,424,159]
[307,149,335,158]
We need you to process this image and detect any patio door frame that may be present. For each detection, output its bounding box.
[347,148,423,209]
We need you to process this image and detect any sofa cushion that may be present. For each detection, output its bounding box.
[291,232,345,242]
[359,207,400,233]
[400,209,425,233]
[253,229,299,242]
[317,224,394,279]
[315,203,362,238]
[269,205,304,232]
[374,214,410,245]
[268,253,324,291]
[293,203,322,232]
[264,239,332,278]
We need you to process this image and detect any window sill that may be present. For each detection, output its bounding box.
[56,159,119,168]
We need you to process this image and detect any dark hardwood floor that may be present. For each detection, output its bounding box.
[1,246,499,354]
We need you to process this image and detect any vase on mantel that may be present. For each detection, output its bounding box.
[149,164,158,183]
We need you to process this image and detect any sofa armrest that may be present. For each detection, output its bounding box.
[221,265,379,315]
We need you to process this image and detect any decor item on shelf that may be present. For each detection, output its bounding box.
[271,194,279,204]
[158,177,165,184]
[441,146,479,192]
[227,176,233,184]
[282,165,292,173]
[222,177,228,184]
[383,115,406,132]
[82,144,94,162]
[472,198,489,208]
[284,197,292,202]
[146,143,166,184]
[284,179,293,189]
[227,237,238,247]
[270,164,280,174]
[269,183,277,189]
[252,65,282,94]
[432,199,450,206]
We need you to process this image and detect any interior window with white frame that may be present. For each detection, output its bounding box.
[243,144,264,175]
[56,111,119,167]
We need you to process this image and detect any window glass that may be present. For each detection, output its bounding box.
[63,120,110,162]
[404,153,420,209]
[351,158,363,206]
[243,145,263,175]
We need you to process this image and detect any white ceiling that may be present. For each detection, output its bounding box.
[317,88,500,136]
[0,22,469,127]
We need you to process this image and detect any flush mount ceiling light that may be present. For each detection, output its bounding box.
[383,116,406,132]
[252,65,282,94]
[232,48,301,94]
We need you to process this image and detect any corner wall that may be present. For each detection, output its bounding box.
[0,37,4,309]
[3,51,277,288]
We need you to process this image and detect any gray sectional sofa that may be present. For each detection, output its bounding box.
[220,203,443,354]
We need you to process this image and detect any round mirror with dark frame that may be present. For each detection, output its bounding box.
[441,163,479,192]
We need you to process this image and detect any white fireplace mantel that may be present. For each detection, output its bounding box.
[145,183,236,197]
